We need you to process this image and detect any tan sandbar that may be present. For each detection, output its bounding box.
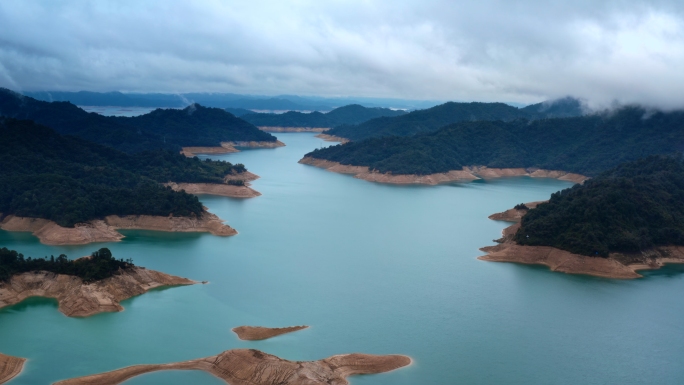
[53,349,411,385]
[232,325,308,340]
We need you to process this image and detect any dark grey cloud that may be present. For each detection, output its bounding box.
[1,1,684,108]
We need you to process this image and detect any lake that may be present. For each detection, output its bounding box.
[1,133,683,384]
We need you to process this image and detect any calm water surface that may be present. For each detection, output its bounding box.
[1,133,683,384]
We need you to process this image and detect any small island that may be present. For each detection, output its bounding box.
[232,325,308,340]
[0,353,25,385]
[479,156,684,278]
[0,248,196,317]
[53,349,411,385]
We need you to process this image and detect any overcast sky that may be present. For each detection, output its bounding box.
[1,1,684,108]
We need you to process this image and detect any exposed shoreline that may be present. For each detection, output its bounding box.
[0,210,236,246]
[314,133,350,144]
[299,157,588,185]
[479,204,684,279]
[166,182,260,198]
[53,349,411,385]
[181,140,285,157]
[232,325,308,340]
[259,126,329,133]
[0,353,25,385]
[0,267,196,317]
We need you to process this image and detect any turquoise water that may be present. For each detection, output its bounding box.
[1,133,683,384]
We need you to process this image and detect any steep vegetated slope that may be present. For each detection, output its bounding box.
[306,107,684,176]
[515,156,684,257]
[0,88,276,153]
[324,98,584,141]
[0,118,244,226]
[241,104,406,128]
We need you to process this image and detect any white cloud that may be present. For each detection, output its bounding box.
[1,0,684,108]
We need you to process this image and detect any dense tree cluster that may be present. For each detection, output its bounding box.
[307,106,684,176]
[241,104,406,128]
[325,98,584,141]
[515,156,684,257]
[0,88,276,153]
[0,247,132,282]
[0,118,246,226]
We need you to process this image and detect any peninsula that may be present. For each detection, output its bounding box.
[479,156,684,278]
[232,325,308,340]
[0,353,25,385]
[181,140,285,157]
[53,349,411,385]
[300,157,586,185]
[303,105,684,181]
[0,248,196,317]
[0,118,249,243]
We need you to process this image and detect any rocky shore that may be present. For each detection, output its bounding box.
[0,267,195,317]
[232,325,308,340]
[259,126,329,132]
[0,353,25,385]
[479,204,684,278]
[299,157,587,185]
[53,349,411,385]
[166,182,260,198]
[182,140,285,157]
[0,210,236,246]
[314,133,350,143]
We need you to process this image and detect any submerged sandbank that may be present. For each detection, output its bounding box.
[232,325,308,340]
[0,267,195,317]
[182,140,285,157]
[259,126,329,133]
[53,349,411,385]
[479,204,684,279]
[299,157,587,185]
[0,353,25,385]
[0,210,236,246]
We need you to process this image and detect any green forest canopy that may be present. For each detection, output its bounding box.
[0,88,276,153]
[325,97,584,141]
[0,118,246,226]
[241,104,406,128]
[515,156,684,257]
[306,106,684,176]
[0,247,133,282]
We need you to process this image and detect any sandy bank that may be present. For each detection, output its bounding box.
[182,140,285,157]
[166,182,260,198]
[259,126,329,133]
[53,349,411,385]
[0,267,195,317]
[315,133,350,144]
[0,211,236,246]
[479,204,684,279]
[488,201,546,222]
[0,353,25,385]
[232,325,308,340]
[299,157,587,185]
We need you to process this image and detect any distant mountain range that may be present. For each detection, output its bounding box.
[326,97,586,141]
[306,105,684,176]
[21,91,441,111]
[240,104,406,128]
[0,88,275,153]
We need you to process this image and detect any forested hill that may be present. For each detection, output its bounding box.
[0,88,276,153]
[515,156,684,257]
[325,98,585,141]
[0,118,244,227]
[241,104,406,128]
[305,106,684,176]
